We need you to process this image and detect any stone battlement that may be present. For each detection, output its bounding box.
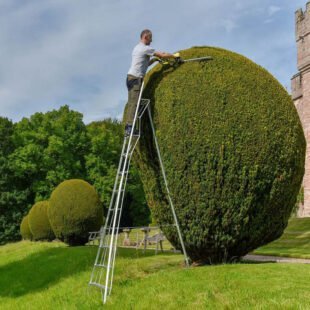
[296,2,310,71]
[296,2,310,39]
[296,2,310,18]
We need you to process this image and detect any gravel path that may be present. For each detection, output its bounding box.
[243,254,310,264]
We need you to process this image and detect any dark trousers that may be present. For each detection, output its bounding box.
[123,75,143,125]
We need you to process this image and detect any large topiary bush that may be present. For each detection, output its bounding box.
[20,215,33,240]
[48,179,103,245]
[28,201,55,241]
[136,46,306,264]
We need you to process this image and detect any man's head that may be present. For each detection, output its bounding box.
[140,29,152,45]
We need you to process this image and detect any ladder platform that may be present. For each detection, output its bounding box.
[89,282,109,290]
[140,98,150,105]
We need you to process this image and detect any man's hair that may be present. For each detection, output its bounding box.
[140,29,152,39]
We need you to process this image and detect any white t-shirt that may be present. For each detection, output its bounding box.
[128,42,155,77]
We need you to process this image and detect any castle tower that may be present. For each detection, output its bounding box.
[291,2,310,217]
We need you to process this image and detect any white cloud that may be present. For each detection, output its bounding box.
[268,5,281,16]
[220,19,238,33]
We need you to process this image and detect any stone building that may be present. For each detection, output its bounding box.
[291,2,310,217]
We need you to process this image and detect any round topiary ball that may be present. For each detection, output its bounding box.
[20,215,33,240]
[136,46,306,264]
[48,179,104,246]
[28,201,55,241]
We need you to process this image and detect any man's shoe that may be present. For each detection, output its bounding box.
[125,124,139,137]
[125,124,132,137]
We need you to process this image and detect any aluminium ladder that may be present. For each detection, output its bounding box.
[89,81,189,304]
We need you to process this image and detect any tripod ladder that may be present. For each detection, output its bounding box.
[89,81,189,304]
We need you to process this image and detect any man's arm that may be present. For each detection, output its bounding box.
[148,51,177,66]
[153,51,175,59]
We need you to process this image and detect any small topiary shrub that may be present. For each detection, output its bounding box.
[28,201,55,241]
[48,179,104,245]
[20,215,33,240]
[136,46,306,264]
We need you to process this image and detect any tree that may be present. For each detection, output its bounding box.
[9,105,89,202]
[0,117,30,244]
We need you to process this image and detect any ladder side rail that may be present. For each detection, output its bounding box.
[103,82,145,303]
[99,136,128,246]
[89,138,128,284]
[124,81,145,159]
[104,137,129,231]
[96,196,124,286]
[99,135,129,245]
[147,106,190,267]
[108,152,135,294]
[109,108,147,293]
[127,99,150,157]
[97,198,121,287]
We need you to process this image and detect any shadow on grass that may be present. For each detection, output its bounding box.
[0,245,157,298]
[0,246,93,297]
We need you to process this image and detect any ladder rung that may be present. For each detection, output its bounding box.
[94,263,111,268]
[99,244,109,249]
[113,189,124,192]
[89,282,108,290]
[118,171,129,175]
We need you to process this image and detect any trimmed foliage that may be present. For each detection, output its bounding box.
[28,201,55,241]
[48,179,103,245]
[136,46,306,263]
[20,215,33,240]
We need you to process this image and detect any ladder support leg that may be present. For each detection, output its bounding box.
[147,106,190,267]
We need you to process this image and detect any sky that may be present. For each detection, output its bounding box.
[0,0,308,124]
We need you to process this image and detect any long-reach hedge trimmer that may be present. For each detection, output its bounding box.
[155,52,213,67]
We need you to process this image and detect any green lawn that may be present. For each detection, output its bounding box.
[253,218,310,259]
[0,241,309,309]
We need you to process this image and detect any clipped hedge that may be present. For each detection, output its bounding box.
[48,179,103,245]
[136,46,306,263]
[20,215,33,240]
[28,201,55,241]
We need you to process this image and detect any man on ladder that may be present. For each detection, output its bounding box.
[123,29,179,136]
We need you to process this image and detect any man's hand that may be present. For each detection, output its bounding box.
[150,52,184,66]
[149,57,163,66]
[173,52,184,64]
